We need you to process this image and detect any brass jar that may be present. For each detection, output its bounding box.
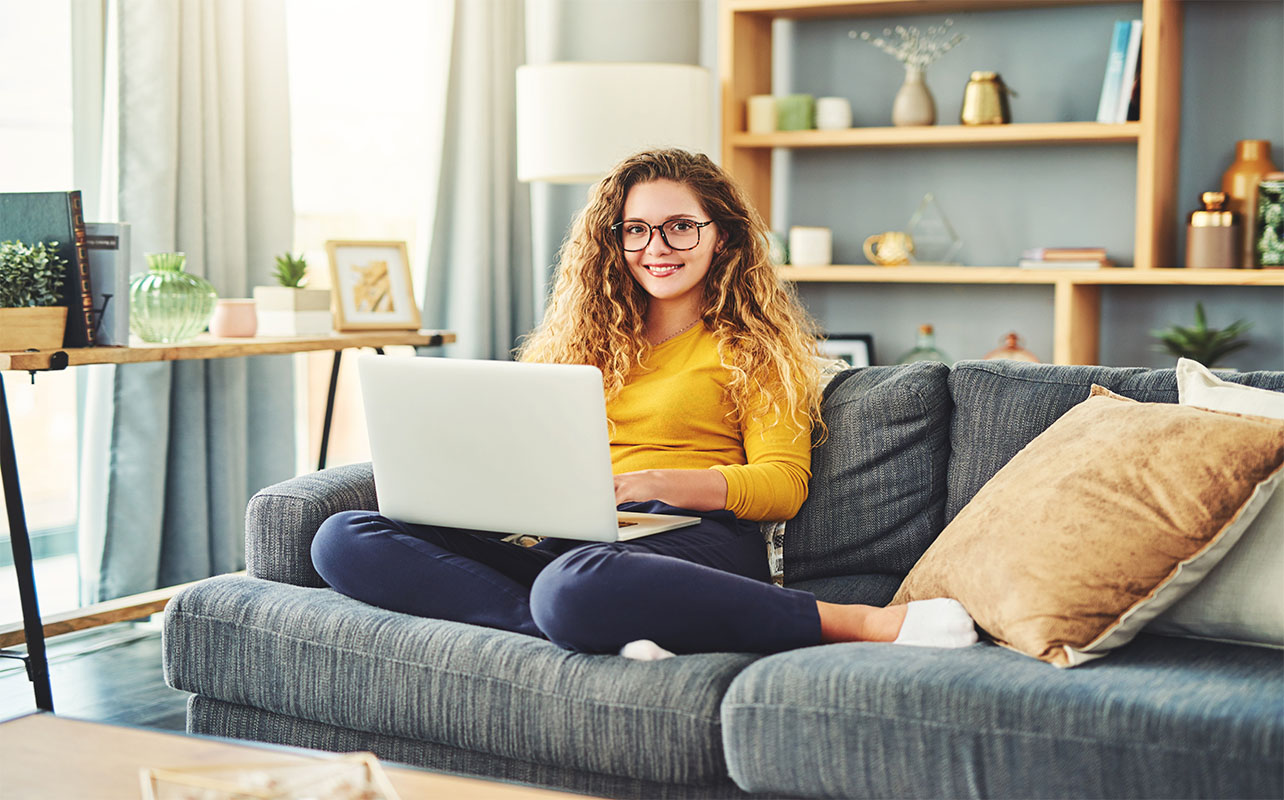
[960,71,1012,125]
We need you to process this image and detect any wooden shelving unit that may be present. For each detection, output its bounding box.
[715,0,1277,365]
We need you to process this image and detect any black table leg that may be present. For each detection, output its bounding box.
[0,376,55,711]
[315,347,385,472]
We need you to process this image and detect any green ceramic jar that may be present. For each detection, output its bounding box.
[129,252,218,343]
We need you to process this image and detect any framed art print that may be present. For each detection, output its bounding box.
[325,240,421,331]
[817,333,875,368]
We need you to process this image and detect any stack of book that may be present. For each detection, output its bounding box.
[1019,247,1114,270]
[1096,19,1143,124]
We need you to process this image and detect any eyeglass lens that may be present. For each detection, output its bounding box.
[619,219,703,251]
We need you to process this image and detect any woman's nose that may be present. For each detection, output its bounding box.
[645,228,672,254]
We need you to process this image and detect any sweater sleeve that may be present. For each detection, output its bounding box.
[711,408,812,522]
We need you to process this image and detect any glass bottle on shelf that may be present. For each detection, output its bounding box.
[984,332,1040,362]
[896,324,951,364]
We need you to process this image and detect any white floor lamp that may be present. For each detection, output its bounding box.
[515,62,713,184]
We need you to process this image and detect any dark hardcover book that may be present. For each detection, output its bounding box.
[85,222,131,345]
[0,190,96,346]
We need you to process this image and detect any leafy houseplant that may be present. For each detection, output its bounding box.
[253,251,333,336]
[1152,302,1252,368]
[273,252,309,288]
[0,239,69,350]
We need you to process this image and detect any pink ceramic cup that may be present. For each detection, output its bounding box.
[209,299,258,338]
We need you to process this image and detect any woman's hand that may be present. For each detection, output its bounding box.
[613,468,728,512]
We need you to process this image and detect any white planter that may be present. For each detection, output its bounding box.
[252,286,333,336]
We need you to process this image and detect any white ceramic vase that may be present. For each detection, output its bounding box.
[892,65,936,126]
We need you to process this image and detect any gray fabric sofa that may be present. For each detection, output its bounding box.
[163,360,1284,799]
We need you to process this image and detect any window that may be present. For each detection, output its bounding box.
[0,0,80,622]
[285,0,447,471]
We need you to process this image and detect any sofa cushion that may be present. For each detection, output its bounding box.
[163,575,758,787]
[784,362,951,600]
[894,385,1284,666]
[721,636,1284,799]
[1149,358,1284,648]
[945,360,1284,522]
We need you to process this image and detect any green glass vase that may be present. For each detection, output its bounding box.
[129,252,218,343]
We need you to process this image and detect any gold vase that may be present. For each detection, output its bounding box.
[1221,139,1279,268]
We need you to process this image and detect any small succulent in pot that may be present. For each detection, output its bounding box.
[1152,302,1252,369]
[0,240,66,308]
[273,252,309,288]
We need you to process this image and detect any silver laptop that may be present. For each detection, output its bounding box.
[356,354,701,541]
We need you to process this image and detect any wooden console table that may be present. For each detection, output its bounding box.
[0,330,455,712]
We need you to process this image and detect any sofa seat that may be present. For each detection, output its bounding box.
[165,574,761,793]
[721,632,1284,799]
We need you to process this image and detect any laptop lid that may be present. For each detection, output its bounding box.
[357,354,622,539]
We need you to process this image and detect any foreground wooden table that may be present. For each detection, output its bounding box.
[0,713,582,799]
[0,331,455,712]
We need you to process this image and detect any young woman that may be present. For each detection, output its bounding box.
[311,149,975,657]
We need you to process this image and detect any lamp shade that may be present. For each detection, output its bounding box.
[516,62,712,183]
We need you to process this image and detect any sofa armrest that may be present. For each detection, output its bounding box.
[245,462,377,587]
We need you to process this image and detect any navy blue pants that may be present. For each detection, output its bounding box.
[311,501,822,654]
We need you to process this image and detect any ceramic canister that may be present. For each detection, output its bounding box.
[788,226,832,266]
[746,95,776,134]
[815,97,853,130]
[209,298,259,337]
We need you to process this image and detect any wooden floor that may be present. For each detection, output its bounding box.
[0,621,189,731]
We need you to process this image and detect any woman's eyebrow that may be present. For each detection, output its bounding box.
[621,213,700,222]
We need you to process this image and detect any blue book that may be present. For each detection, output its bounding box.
[1114,20,1144,123]
[1096,20,1131,123]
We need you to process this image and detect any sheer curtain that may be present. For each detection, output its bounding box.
[420,0,533,361]
[79,0,296,601]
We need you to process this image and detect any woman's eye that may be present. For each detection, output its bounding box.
[669,220,695,232]
[623,224,648,235]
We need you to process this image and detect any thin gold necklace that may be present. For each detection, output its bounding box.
[653,319,699,346]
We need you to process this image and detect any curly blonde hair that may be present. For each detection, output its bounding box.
[517,149,824,431]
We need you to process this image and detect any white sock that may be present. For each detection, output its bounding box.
[619,639,676,661]
[893,598,978,648]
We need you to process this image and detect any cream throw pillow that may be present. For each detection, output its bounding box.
[893,385,1284,667]
[1147,359,1284,648]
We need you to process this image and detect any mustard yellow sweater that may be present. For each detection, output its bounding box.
[606,325,811,522]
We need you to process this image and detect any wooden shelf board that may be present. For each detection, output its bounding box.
[727,0,1128,20]
[0,330,456,372]
[781,266,1284,286]
[730,122,1140,149]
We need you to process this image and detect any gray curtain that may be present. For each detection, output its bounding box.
[421,0,533,361]
[82,0,296,601]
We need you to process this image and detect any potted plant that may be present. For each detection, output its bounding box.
[1152,302,1252,369]
[252,252,333,336]
[0,239,68,351]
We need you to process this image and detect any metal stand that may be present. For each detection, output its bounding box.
[0,374,55,711]
[315,347,381,472]
[2,343,390,711]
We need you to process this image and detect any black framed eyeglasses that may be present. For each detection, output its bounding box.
[610,218,714,252]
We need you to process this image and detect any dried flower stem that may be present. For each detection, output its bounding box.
[849,19,966,69]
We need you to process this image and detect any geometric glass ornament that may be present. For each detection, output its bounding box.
[905,192,963,264]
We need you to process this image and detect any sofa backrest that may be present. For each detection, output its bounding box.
[946,360,1284,522]
[785,359,1284,599]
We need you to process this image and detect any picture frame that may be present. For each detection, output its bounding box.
[817,333,875,368]
[325,240,421,331]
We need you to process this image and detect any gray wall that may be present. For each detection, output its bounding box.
[536,0,1282,369]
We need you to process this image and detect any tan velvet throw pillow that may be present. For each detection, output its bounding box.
[893,385,1284,667]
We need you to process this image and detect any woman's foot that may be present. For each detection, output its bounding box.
[893,598,978,648]
[818,598,977,648]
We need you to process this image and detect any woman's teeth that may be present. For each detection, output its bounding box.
[646,264,682,277]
